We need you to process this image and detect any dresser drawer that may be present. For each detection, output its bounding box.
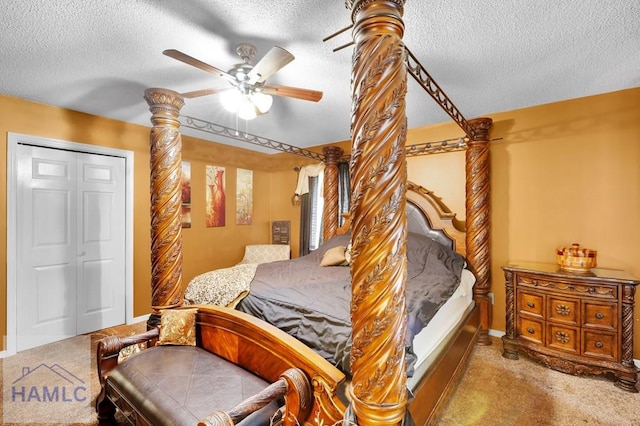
[517,274,618,300]
[582,302,617,330]
[517,291,543,317]
[547,296,579,326]
[582,330,617,361]
[518,317,543,344]
[547,324,579,354]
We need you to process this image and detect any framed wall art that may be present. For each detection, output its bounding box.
[205,165,225,227]
[236,168,253,225]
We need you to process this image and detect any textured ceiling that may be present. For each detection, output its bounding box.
[1,1,638,153]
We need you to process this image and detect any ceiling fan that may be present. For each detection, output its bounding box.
[163,43,323,120]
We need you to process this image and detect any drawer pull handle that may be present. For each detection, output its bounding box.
[595,312,604,319]
[555,331,570,344]
[556,305,571,316]
[526,327,535,334]
[595,341,604,349]
[527,301,535,308]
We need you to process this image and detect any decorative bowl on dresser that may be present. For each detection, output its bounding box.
[501,262,639,392]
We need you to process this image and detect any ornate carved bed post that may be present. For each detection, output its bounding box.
[143,88,186,328]
[322,146,344,240]
[346,1,408,425]
[466,117,493,345]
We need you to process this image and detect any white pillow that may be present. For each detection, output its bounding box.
[238,244,290,265]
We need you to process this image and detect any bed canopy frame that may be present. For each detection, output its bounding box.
[142,1,492,424]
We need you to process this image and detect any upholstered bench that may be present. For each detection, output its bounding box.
[105,345,284,425]
[96,305,346,426]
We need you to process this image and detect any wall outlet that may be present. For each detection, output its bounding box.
[488,292,495,305]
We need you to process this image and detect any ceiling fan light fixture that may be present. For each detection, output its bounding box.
[237,98,258,120]
[251,92,273,113]
[220,89,242,113]
[221,88,271,120]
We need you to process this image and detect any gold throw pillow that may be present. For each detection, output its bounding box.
[157,308,198,346]
[320,245,349,266]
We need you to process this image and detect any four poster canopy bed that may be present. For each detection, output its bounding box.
[96,1,494,425]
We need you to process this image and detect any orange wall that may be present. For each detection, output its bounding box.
[404,88,640,357]
[0,94,302,352]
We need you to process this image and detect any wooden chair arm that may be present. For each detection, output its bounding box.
[198,368,311,426]
[195,305,346,424]
[96,328,159,385]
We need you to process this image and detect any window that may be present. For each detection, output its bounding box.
[299,162,350,256]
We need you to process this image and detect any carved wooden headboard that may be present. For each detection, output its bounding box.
[405,182,466,257]
[338,182,466,256]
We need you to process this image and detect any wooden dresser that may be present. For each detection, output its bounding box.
[501,262,639,392]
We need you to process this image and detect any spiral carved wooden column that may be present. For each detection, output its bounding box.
[620,284,637,388]
[501,270,519,359]
[466,117,493,345]
[143,88,185,328]
[322,146,344,240]
[346,1,408,425]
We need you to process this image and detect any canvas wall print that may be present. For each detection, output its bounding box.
[181,162,191,228]
[236,168,253,225]
[205,165,225,227]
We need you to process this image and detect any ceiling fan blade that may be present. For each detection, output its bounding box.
[247,46,295,84]
[262,84,323,102]
[163,49,235,83]
[180,87,230,99]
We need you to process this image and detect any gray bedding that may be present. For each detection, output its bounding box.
[237,232,465,377]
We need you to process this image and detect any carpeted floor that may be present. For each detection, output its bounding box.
[1,328,638,425]
[438,337,640,426]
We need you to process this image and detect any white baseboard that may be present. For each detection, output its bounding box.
[0,349,7,359]
[488,328,505,338]
[130,313,150,324]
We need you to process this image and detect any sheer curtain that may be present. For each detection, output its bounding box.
[308,176,323,251]
[338,161,350,227]
[296,164,324,256]
[297,162,350,256]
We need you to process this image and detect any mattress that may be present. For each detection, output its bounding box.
[411,268,475,370]
[237,232,467,376]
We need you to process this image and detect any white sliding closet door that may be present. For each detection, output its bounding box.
[16,144,125,351]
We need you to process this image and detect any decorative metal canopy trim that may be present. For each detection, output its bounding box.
[183,113,475,162]
[180,115,325,161]
[405,137,467,157]
[405,47,476,140]
[325,21,476,140]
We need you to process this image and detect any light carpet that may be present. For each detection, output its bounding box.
[2,330,638,425]
[438,337,640,425]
